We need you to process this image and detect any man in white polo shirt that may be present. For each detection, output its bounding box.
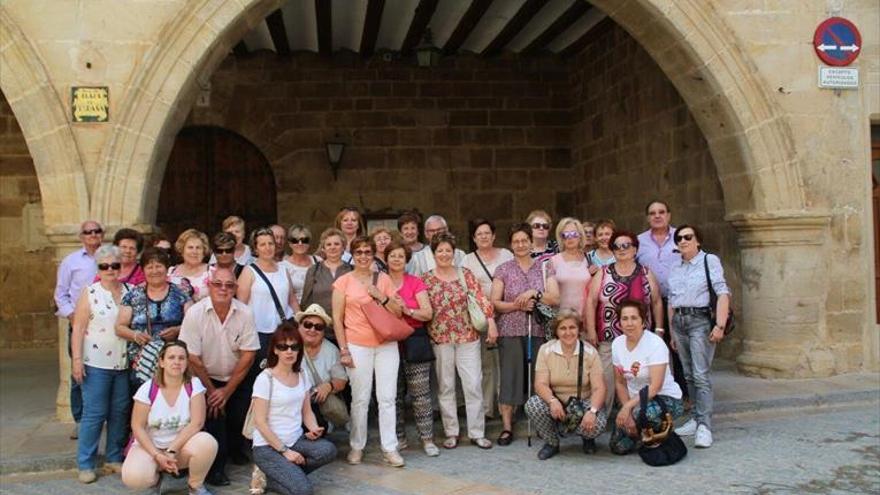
[180,266,259,487]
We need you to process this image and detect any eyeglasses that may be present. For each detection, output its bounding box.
[97,262,121,271]
[210,280,236,290]
[560,231,581,240]
[301,321,326,332]
[353,249,373,257]
[531,223,550,230]
[612,242,633,251]
[274,343,301,352]
[288,237,310,245]
[214,247,234,254]
[675,234,695,243]
[82,228,104,235]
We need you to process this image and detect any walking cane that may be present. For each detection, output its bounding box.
[526,308,533,447]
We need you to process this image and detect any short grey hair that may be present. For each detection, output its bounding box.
[95,245,120,264]
[424,215,448,229]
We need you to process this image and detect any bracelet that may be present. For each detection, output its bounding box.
[655,328,665,334]
[166,449,177,455]
[381,297,390,306]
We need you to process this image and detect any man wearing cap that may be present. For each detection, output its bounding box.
[296,304,350,430]
[179,267,259,486]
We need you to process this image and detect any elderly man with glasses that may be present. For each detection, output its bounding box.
[179,267,259,486]
[55,220,105,439]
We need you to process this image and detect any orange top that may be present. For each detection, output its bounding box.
[333,272,397,347]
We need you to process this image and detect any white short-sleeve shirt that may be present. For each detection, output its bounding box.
[611,331,681,400]
[133,377,206,449]
[251,370,311,448]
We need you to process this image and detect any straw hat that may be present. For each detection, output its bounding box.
[294,303,332,326]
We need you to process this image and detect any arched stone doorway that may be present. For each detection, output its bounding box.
[157,126,277,242]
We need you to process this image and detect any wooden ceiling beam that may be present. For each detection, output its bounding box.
[481,0,545,56]
[400,0,439,55]
[558,15,613,58]
[523,1,591,55]
[266,9,290,55]
[360,0,386,57]
[316,0,332,56]
[443,0,493,55]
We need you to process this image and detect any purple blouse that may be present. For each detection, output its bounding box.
[493,259,547,338]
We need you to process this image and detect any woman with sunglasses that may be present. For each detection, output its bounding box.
[122,340,217,495]
[252,322,336,495]
[210,232,245,278]
[667,224,730,449]
[281,224,321,305]
[332,236,405,467]
[71,245,132,483]
[295,304,349,431]
[525,210,557,262]
[584,230,662,413]
[548,218,591,315]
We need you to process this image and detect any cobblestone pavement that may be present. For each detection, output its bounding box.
[1,404,878,495]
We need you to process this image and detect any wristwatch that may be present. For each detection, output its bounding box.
[277,445,289,454]
[588,406,599,415]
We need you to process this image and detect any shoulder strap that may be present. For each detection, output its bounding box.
[250,263,286,322]
[148,380,159,404]
[184,380,193,397]
[576,340,584,400]
[703,253,718,308]
[372,271,379,286]
[456,269,471,293]
[303,352,326,385]
[474,252,493,281]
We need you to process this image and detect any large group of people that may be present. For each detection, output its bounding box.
[55,201,731,493]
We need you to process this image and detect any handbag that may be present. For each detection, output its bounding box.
[457,269,488,333]
[403,326,435,363]
[704,253,735,335]
[532,259,557,341]
[303,352,350,427]
[242,370,273,440]
[636,386,687,466]
[557,340,587,433]
[363,272,414,342]
[132,300,162,383]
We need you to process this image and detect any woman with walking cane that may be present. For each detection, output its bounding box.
[490,224,559,446]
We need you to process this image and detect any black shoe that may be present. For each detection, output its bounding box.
[582,438,597,454]
[205,471,230,487]
[230,450,250,465]
[496,430,513,446]
[537,443,559,460]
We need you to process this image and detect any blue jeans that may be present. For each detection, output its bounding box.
[253,437,337,495]
[68,324,82,422]
[672,312,716,429]
[77,366,131,469]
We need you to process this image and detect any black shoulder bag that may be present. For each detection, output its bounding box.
[557,341,587,433]
[636,386,687,466]
[250,263,288,323]
[704,253,735,335]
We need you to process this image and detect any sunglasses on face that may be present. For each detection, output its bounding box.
[301,321,327,332]
[274,343,301,352]
[612,242,633,251]
[82,228,103,235]
[97,262,121,271]
[675,234,696,243]
[210,280,236,290]
[531,223,550,230]
[288,237,310,245]
[561,231,581,240]
[214,247,235,254]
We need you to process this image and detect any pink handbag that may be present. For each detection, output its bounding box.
[363,273,414,342]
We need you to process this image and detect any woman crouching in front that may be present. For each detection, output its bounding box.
[252,321,337,495]
[525,309,606,460]
[122,340,217,495]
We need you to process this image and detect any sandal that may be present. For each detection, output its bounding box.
[470,437,493,449]
[497,430,513,446]
[442,436,458,449]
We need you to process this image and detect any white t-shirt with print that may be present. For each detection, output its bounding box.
[251,369,311,448]
[611,331,682,400]
[133,377,206,449]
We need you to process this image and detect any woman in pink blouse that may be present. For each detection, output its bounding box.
[548,218,591,315]
[422,233,495,450]
[168,229,211,301]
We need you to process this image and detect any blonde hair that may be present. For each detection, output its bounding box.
[526,209,552,225]
[555,217,586,251]
[334,208,365,237]
[552,308,583,337]
[221,215,245,231]
[319,227,346,249]
[174,228,211,258]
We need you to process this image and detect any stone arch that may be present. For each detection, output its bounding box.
[0,9,89,236]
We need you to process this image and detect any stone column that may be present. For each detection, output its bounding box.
[730,212,834,378]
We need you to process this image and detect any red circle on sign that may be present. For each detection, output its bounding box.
[813,17,861,66]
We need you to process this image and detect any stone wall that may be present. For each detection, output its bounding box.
[186,52,574,242]
[568,21,741,355]
[0,91,57,348]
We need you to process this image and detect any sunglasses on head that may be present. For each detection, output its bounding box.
[301,321,326,332]
[675,234,695,243]
[561,231,581,240]
[288,237,310,245]
[531,223,550,230]
[210,280,236,290]
[214,247,235,254]
[612,242,633,251]
[82,228,103,235]
[97,262,121,271]
[274,343,301,352]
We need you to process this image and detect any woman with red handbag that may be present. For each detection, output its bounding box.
[332,236,406,468]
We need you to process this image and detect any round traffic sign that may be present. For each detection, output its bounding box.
[813,17,861,66]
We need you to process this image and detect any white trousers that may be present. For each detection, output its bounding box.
[433,340,485,439]
[347,342,399,452]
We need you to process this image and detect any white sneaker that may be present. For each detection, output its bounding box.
[383,450,405,467]
[423,441,440,457]
[346,448,363,465]
[675,419,697,436]
[694,424,713,448]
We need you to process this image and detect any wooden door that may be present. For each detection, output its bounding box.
[872,125,880,323]
[157,126,277,243]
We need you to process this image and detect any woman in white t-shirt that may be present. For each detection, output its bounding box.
[609,300,684,455]
[122,341,217,495]
[252,322,336,495]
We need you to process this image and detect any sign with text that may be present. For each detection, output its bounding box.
[813,17,861,66]
[818,67,859,89]
[71,86,109,122]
